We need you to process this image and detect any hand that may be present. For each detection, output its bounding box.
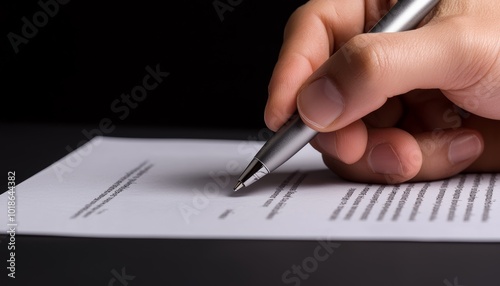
[265,0,500,184]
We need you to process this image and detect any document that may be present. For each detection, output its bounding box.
[1,136,499,241]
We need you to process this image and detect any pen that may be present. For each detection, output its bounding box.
[234,0,441,192]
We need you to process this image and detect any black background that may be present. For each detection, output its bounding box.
[1,0,307,130]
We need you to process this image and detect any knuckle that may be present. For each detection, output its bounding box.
[345,34,389,84]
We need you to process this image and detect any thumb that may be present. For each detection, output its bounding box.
[296,19,500,132]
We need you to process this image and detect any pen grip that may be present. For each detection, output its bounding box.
[255,113,317,172]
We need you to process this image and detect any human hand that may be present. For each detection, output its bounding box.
[264,0,500,184]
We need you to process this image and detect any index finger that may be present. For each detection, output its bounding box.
[264,0,367,131]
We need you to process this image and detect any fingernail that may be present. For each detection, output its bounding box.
[448,134,481,164]
[368,143,404,175]
[297,76,345,129]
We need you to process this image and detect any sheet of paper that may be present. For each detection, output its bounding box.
[1,136,499,241]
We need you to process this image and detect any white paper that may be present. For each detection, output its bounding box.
[1,136,499,241]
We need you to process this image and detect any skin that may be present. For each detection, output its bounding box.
[265,0,500,184]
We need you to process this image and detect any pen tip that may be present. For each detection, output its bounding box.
[233,181,244,192]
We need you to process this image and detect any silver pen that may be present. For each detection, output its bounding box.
[234,0,441,192]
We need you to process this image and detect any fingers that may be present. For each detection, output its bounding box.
[310,119,368,164]
[462,115,500,173]
[398,89,463,133]
[413,130,483,181]
[363,0,398,32]
[265,0,366,131]
[318,128,484,184]
[320,128,422,184]
[362,97,403,128]
[296,16,500,133]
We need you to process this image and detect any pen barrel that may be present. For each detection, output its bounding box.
[255,114,317,172]
[369,0,441,33]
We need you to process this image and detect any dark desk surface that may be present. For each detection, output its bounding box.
[2,122,499,286]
